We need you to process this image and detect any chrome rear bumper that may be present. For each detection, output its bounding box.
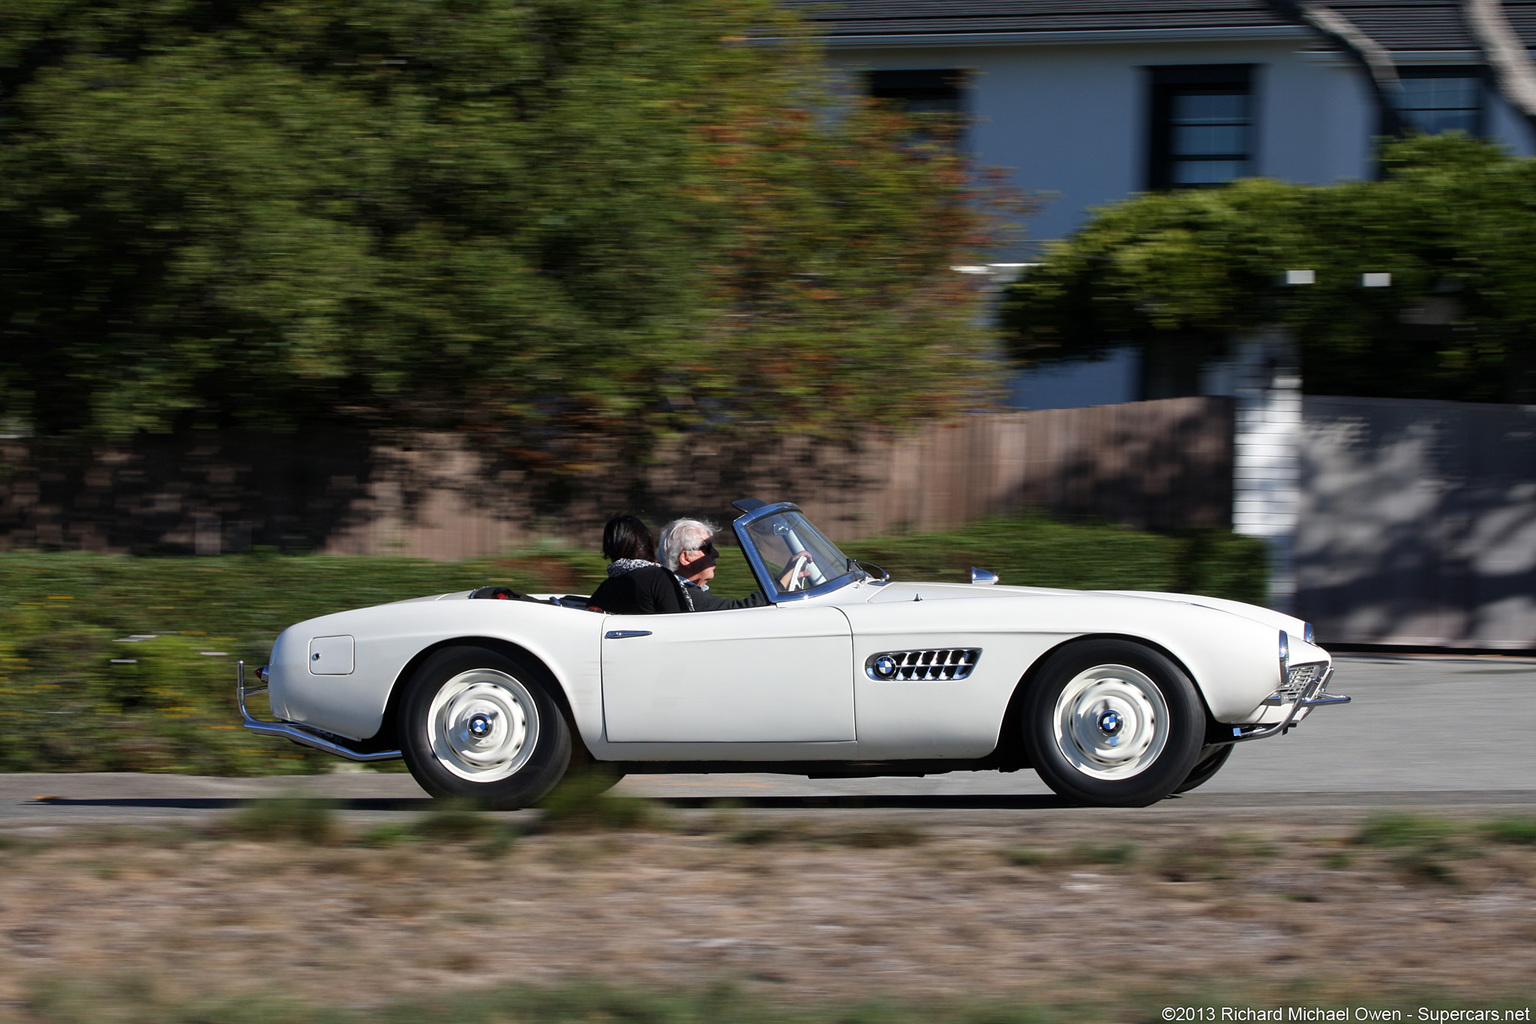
[237,660,402,762]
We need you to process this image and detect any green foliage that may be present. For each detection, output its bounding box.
[0,615,277,774]
[0,0,1003,464]
[354,801,521,856]
[1354,813,1477,885]
[1004,134,1536,403]
[18,975,1124,1024]
[844,514,1269,605]
[1067,840,1137,865]
[1480,817,1536,845]
[1354,812,1536,878]
[1003,841,1136,868]
[413,800,521,856]
[720,817,929,848]
[226,796,338,844]
[1156,833,1278,882]
[832,823,929,848]
[0,548,603,774]
[31,966,1529,1024]
[1356,812,1459,848]
[537,770,664,831]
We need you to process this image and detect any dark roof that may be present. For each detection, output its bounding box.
[787,0,1536,52]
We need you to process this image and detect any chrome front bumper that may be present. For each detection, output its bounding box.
[237,660,402,762]
[1229,662,1350,743]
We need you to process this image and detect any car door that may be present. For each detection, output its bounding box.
[600,604,854,743]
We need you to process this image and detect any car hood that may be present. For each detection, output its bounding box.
[1097,589,1308,638]
[862,580,1308,637]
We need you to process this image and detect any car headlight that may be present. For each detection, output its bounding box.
[1303,621,1315,645]
[1278,630,1290,688]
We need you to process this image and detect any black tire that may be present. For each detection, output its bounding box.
[1174,743,1236,795]
[1021,639,1205,807]
[399,645,571,810]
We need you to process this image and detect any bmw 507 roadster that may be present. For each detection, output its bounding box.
[239,499,1348,808]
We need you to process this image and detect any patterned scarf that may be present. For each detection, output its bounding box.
[607,558,661,577]
[673,573,702,610]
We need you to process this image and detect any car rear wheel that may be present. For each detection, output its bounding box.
[565,738,625,794]
[1022,640,1205,807]
[400,645,571,810]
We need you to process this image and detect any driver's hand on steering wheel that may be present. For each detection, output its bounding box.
[778,551,813,589]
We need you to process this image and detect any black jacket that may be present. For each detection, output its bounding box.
[588,565,767,614]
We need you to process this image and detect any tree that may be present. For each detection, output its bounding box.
[1266,0,1536,148]
[0,0,1004,467]
[1262,0,1406,136]
[1001,135,1536,403]
[1463,0,1536,141]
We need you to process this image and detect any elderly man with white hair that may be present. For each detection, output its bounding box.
[656,517,771,612]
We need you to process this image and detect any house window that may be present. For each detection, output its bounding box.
[1147,65,1255,189]
[1399,68,1484,135]
[865,69,965,119]
[865,68,967,150]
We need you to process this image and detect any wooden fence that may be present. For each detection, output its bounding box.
[0,397,1234,558]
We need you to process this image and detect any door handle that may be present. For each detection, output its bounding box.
[604,630,652,640]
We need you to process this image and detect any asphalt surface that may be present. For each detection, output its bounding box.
[2,653,1533,829]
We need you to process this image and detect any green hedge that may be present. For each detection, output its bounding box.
[0,515,1266,775]
[847,515,1268,604]
[0,548,607,775]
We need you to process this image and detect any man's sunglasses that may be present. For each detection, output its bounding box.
[693,540,718,557]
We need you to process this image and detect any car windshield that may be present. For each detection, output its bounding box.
[737,510,854,596]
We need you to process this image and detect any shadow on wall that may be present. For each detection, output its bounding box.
[0,397,1238,558]
[1296,395,1536,648]
[647,397,1233,541]
[0,429,380,555]
[1000,399,1233,532]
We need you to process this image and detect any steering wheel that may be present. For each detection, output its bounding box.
[782,554,810,592]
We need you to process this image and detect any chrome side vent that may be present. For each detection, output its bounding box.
[866,648,981,681]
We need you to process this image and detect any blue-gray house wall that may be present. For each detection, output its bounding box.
[794,0,1536,252]
[790,1,1536,411]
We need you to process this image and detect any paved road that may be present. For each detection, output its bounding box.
[2,653,1533,829]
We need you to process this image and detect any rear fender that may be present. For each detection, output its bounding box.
[377,636,584,754]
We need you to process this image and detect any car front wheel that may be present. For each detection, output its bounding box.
[400,645,571,810]
[1022,640,1205,807]
[1175,743,1236,794]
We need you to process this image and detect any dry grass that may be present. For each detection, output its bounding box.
[0,810,1534,1022]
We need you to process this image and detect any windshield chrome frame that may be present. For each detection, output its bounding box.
[730,502,862,604]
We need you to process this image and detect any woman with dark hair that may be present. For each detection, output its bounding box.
[588,514,670,612]
[602,513,656,565]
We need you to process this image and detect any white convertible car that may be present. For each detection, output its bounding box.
[239,499,1348,808]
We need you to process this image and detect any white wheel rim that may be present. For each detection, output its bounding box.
[426,669,540,782]
[1052,664,1169,780]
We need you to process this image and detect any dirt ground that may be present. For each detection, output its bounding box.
[1,809,1534,1015]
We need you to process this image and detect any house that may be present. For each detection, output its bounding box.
[788,1,1536,408]
[783,4,1536,644]
[790,1,1536,252]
